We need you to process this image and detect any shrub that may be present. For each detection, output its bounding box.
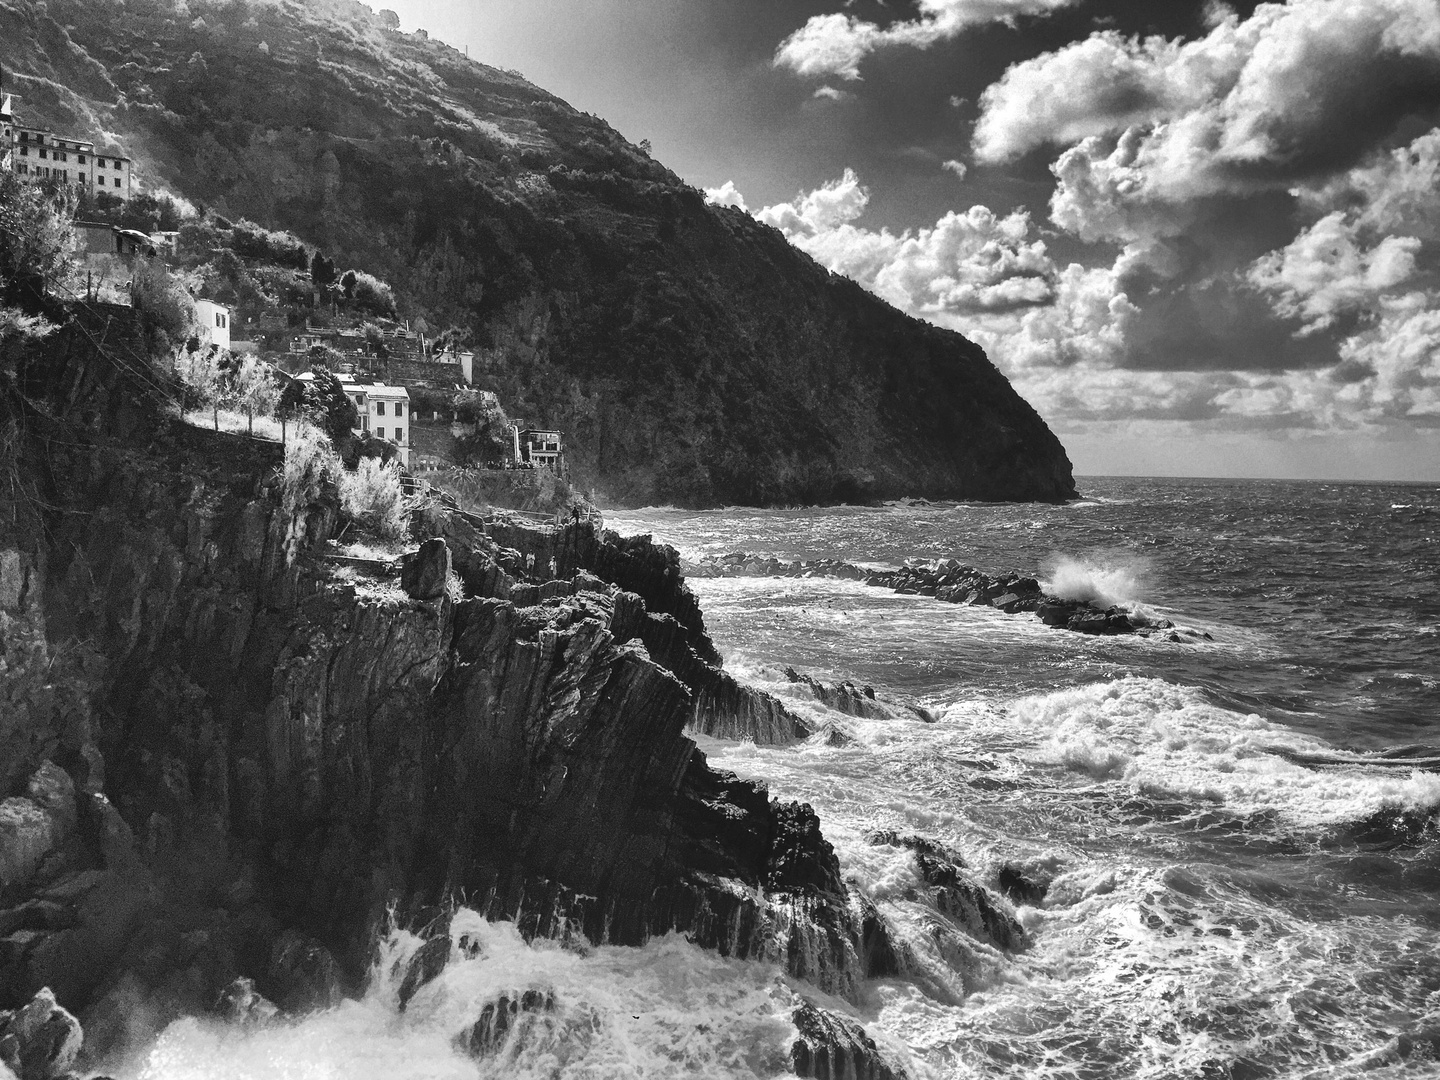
[348,271,396,317]
[338,458,408,538]
[173,346,224,410]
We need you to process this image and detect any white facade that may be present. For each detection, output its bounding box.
[364,384,411,467]
[195,300,232,351]
[2,95,134,200]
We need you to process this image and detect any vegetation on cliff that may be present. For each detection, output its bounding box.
[1,0,1076,506]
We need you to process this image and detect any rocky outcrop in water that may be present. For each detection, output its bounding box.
[790,998,903,1080]
[687,553,1176,637]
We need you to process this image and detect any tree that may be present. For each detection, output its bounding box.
[0,172,77,310]
[306,369,359,446]
[310,250,337,288]
[233,357,279,436]
[363,322,388,358]
[340,269,357,299]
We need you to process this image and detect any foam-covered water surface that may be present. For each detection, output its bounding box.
[607,477,1440,1078]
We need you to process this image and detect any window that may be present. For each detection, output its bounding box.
[376,427,385,440]
[16,164,25,175]
[215,313,224,328]
[18,132,27,142]
[18,146,26,156]
[97,158,105,168]
[395,402,404,416]
[375,401,386,416]
[113,178,120,187]
[56,152,65,162]
[77,154,85,164]
[38,149,45,159]
[395,428,404,444]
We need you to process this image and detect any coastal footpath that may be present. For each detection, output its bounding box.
[0,305,1030,1078]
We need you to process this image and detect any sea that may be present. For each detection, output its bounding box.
[123,477,1440,1080]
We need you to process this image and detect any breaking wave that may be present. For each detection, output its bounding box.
[1015,677,1440,831]
[1041,553,1153,609]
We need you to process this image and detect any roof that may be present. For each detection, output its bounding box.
[366,385,410,398]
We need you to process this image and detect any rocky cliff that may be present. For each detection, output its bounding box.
[0,305,1034,1071]
[0,0,1077,508]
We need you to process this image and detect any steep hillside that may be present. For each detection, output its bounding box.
[0,0,1077,507]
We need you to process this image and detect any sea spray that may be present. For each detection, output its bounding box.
[119,915,845,1080]
[1041,552,1154,610]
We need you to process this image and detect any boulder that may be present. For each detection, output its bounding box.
[0,989,82,1080]
[213,977,278,1026]
[0,766,77,893]
[265,931,344,1014]
[997,862,1050,906]
[789,999,901,1080]
[397,936,450,1009]
[400,538,451,601]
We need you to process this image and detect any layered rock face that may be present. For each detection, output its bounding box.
[1,310,1035,1072]
[0,310,872,1061]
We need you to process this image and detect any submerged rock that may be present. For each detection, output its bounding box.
[212,978,278,1026]
[457,989,556,1059]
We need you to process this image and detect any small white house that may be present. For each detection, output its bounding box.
[194,299,231,351]
[293,374,411,466]
[365,384,411,467]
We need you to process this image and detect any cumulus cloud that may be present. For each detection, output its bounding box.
[755,169,1055,316]
[1248,214,1421,332]
[942,159,968,180]
[975,0,1440,200]
[774,0,1079,81]
[703,180,748,211]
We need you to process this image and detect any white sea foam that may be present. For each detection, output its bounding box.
[1014,677,1440,829]
[1041,553,1153,609]
[119,915,915,1080]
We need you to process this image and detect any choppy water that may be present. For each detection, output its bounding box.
[120,477,1440,1079]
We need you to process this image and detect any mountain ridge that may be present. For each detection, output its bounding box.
[0,0,1078,507]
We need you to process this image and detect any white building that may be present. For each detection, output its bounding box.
[296,373,410,466]
[364,384,411,467]
[194,299,232,351]
[2,93,134,200]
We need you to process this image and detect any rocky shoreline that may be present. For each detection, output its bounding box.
[0,305,1037,1078]
[685,552,1181,638]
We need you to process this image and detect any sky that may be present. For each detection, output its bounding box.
[380,0,1440,481]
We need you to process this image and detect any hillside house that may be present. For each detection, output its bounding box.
[515,426,564,471]
[297,373,411,466]
[2,93,134,200]
[195,300,232,351]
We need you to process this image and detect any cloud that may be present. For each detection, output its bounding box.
[774,0,1079,82]
[974,0,1440,201]
[754,169,1056,316]
[1247,213,1421,332]
[703,180,748,211]
[812,85,855,102]
[942,159,968,180]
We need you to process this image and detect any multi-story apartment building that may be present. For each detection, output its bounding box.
[1,91,134,201]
